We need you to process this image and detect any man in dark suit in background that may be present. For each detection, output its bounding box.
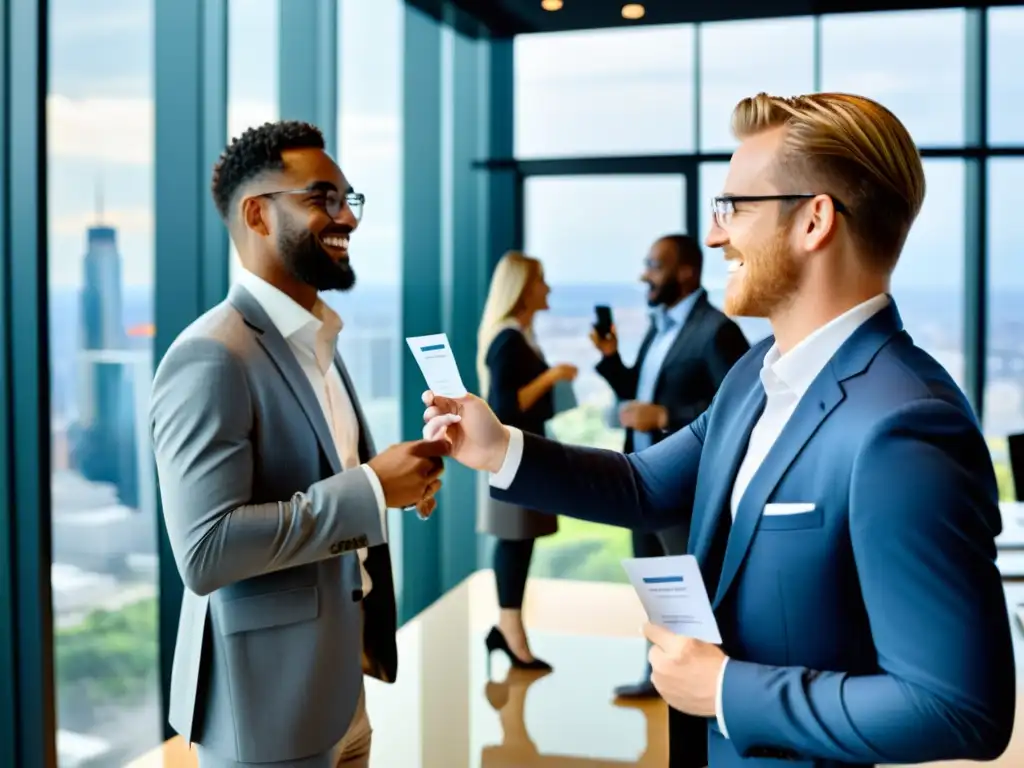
[592,234,749,699]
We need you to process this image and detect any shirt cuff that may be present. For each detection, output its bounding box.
[716,657,730,739]
[488,427,523,490]
[359,464,389,543]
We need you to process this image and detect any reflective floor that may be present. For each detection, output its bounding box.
[131,571,1024,768]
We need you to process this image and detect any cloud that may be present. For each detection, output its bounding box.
[47,94,153,165]
[51,207,153,236]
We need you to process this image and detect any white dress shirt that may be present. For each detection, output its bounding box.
[490,293,891,737]
[238,269,387,595]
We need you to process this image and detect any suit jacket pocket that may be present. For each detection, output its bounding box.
[758,508,823,531]
[218,586,319,635]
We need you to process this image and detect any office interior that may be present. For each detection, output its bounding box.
[2,0,1023,765]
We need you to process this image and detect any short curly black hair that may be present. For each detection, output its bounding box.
[211,120,325,220]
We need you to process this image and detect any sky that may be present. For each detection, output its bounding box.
[46,1,1024,290]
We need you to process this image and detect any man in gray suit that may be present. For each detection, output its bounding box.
[150,120,446,767]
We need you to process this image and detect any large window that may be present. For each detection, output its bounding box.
[47,1,161,765]
[514,25,696,158]
[698,17,814,152]
[820,9,966,147]
[890,159,966,388]
[334,0,405,598]
[227,0,279,283]
[985,159,1024,502]
[524,174,686,583]
[989,6,1024,146]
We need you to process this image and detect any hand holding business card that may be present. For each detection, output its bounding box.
[406,333,467,398]
[621,554,721,644]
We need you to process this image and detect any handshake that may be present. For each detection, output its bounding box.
[366,438,450,518]
[368,389,512,519]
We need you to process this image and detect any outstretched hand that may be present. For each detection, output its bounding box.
[421,390,510,473]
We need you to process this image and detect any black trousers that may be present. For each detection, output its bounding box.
[632,521,690,561]
[493,538,535,609]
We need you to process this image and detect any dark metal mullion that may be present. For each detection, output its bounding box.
[964,7,988,419]
[2,0,56,766]
[480,144,1024,177]
[0,1,15,762]
[278,0,338,154]
[399,4,444,622]
[154,0,229,739]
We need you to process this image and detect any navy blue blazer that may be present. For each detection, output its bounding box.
[492,300,1016,767]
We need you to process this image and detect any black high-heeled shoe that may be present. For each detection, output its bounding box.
[485,626,553,671]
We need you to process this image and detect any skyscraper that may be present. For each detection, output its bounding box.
[69,207,139,510]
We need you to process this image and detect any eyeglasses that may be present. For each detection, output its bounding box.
[711,194,846,229]
[258,187,365,222]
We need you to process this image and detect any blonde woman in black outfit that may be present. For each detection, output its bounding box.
[476,251,577,670]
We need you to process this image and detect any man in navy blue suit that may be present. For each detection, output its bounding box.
[423,91,1016,767]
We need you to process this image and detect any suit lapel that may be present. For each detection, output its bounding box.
[707,299,903,608]
[712,371,844,607]
[634,324,657,372]
[691,382,765,569]
[229,284,342,474]
[654,296,708,392]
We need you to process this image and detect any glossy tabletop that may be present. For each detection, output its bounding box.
[130,571,1024,768]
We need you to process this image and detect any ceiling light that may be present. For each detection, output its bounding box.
[541,0,563,10]
[621,3,645,20]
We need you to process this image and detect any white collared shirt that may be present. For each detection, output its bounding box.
[237,269,387,595]
[489,293,891,737]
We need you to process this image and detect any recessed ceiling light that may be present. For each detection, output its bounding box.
[541,0,563,10]
[621,3,645,20]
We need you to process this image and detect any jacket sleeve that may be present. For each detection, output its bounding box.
[595,351,639,401]
[490,408,709,533]
[150,336,384,596]
[719,399,1016,763]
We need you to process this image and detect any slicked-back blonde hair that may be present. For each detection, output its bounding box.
[731,92,925,272]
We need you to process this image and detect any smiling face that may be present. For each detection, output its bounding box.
[705,126,806,318]
[242,146,361,294]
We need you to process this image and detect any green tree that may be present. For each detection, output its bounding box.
[55,596,159,712]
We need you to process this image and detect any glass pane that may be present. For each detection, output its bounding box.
[523,175,685,583]
[985,159,1024,502]
[697,162,772,344]
[698,17,815,152]
[227,0,279,284]
[989,7,1024,146]
[334,0,404,600]
[47,1,161,764]
[820,9,966,147]
[514,26,695,159]
[891,159,965,388]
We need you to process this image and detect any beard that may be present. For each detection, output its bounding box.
[723,228,802,318]
[277,219,356,293]
[647,278,684,308]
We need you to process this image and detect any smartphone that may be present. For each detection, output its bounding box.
[593,305,614,338]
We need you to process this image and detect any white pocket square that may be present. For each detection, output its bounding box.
[763,502,816,516]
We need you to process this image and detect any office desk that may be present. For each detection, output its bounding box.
[129,571,1022,768]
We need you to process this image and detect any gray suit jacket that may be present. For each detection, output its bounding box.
[150,284,398,763]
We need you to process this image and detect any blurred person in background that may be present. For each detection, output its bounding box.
[592,233,748,699]
[477,251,578,672]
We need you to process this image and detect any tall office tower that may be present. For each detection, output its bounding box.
[69,214,140,509]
